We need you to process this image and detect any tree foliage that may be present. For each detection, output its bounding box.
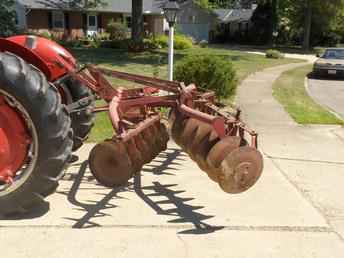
[276,0,344,48]
[0,0,17,37]
[70,0,107,9]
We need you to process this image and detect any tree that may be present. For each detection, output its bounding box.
[302,0,312,50]
[132,0,144,42]
[0,0,17,37]
[70,0,107,9]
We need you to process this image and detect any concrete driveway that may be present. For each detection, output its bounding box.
[1,63,344,258]
[308,77,344,118]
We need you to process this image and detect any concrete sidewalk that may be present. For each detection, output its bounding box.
[1,63,344,258]
[237,63,344,251]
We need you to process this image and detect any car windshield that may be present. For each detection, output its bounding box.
[322,49,344,59]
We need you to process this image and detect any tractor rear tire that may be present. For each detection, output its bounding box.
[64,78,95,151]
[0,52,73,216]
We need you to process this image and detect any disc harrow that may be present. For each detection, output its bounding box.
[70,65,263,194]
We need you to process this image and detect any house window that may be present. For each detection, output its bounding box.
[88,15,96,27]
[52,11,64,29]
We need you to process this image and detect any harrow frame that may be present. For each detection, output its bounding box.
[68,65,258,149]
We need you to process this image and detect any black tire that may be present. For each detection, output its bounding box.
[0,52,73,215]
[63,78,95,151]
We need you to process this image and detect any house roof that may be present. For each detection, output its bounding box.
[16,0,163,14]
[214,8,255,23]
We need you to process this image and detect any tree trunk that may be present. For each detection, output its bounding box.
[303,0,312,51]
[270,0,278,46]
[131,0,144,42]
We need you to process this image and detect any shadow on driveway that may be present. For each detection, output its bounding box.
[58,148,223,234]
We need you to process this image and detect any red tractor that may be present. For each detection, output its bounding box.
[0,35,263,216]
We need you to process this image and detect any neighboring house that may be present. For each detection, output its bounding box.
[14,0,256,42]
[177,0,217,42]
[214,5,257,42]
[176,0,256,42]
[15,0,167,39]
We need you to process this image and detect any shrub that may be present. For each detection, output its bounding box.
[199,40,208,48]
[106,19,128,41]
[152,34,193,50]
[154,35,169,48]
[89,37,101,48]
[143,37,162,50]
[174,55,237,99]
[174,35,193,50]
[266,49,284,59]
[37,31,52,39]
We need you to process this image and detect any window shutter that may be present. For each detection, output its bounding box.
[97,14,102,30]
[82,13,87,34]
[65,12,70,30]
[48,11,52,29]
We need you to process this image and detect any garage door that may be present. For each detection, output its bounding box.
[178,23,209,42]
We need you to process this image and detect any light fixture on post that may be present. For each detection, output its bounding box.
[163,0,180,81]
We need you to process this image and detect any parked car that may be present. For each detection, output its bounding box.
[313,48,344,78]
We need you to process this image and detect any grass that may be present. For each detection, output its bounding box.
[273,64,344,125]
[69,46,303,142]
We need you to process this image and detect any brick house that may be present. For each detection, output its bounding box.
[15,0,167,39]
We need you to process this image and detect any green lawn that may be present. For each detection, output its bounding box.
[273,65,343,125]
[69,46,302,142]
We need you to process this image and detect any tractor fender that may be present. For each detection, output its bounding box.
[0,37,52,80]
[0,35,77,82]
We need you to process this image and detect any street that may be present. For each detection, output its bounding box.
[308,77,344,119]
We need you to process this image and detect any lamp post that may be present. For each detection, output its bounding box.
[163,0,180,81]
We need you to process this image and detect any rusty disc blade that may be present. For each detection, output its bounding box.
[207,136,242,169]
[89,141,133,187]
[148,124,163,157]
[218,146,263,194]
[125,139,143,175]
[192,130,220,182]
[134,134,152,164]
[156,122,169,152]
[193,129,219,164]
[142,127,160,159]
[169,110,187,146]
[151,123,164,153]
[188,123,213,159]
[179,119,201,151]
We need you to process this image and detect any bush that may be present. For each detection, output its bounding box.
[36,31,52,39]
[199,40,208,48]
[143,37,162,50]
[106,19,128,41]
[154,35,169,48]
[89,37,101,48]
[152,34,193,50]
[266,49,284,59]
[174,55,237,99]
[174,35,193,50]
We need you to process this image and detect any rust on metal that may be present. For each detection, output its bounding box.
[218,146,263,194]
[89,141,133,187]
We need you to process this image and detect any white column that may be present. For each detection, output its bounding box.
[168,25,174,81]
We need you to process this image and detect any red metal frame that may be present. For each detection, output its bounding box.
[1,35,77,81]
[72,65,258,149]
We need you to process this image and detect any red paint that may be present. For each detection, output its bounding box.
[0,96,30,183]
[1,35,77,81]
